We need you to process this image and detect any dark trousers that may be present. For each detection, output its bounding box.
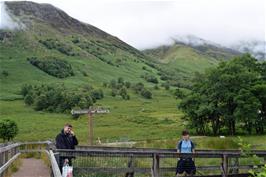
[176,158,196,175]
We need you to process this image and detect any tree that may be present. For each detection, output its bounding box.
[251,84,266,134]
[0,119,19,142]
[179,54,265,135]
[234,89,260,134]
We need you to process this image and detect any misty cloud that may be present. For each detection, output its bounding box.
[0,2,24,30]
[1,0,266,50]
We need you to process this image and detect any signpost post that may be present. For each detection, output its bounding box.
[71,107,110,145]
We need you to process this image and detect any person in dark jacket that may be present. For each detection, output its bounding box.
[55,123,78,172]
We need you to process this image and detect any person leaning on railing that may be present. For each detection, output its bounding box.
[176,130,196,177]
[55,123,78,173]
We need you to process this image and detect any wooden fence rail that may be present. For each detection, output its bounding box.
[1,142,266,177]
[56,148,266,177]
[0,141,61,177]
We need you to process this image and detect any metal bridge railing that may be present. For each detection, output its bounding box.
[0,141,61,177]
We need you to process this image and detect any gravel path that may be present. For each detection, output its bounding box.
[12,158,50,177]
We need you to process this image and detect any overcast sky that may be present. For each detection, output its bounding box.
[2,0,266,49]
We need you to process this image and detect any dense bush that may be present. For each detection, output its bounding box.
[107,78,152,100]
[142,73,158,84]
[161,82,170,90]
[1,70,9,77]
[28,57,74,78]
[108,78,130,100]
[132,82,153,99]
[174,88,184,99]
[0,119,18,142]
[91,89,104,101]
[141,89,152,99]
[21,84,103,113]
[39,39,76,56]
[132,82,145,93]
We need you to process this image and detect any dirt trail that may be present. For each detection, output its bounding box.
[12,158,50,177]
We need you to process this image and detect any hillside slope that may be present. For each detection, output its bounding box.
[143,36,241,87]
[0,1,161,100]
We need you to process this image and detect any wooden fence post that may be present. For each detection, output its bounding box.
[221,154,228,177]
[0,152,3,177]
[229,157,239,174]
[152,153,160,177]
[125,154,134,177]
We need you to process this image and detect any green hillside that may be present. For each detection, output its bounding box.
[143,42,240,87]
[0,1,157,100]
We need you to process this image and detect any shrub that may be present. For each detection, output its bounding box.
[143,74,158,84]
[28,57,74,78]
[174,88,184,99]
[102,82,108,88]
[21,84,101,113]
[132,82,144,93]
[2,70,9,77]
[118,77,124,84]
[21,84,33,97]
[109,79,117,88]
[0,119,18,142]
[39,39,76,56]
[154,85,159,90]
[91,89,104,101]
[119,87,130,100]
[82,71,88,76]
[141,89,152,99]
[162,82,170,90]
[125,81,131,88]
[24,94,34,105]
[111,89,117,97]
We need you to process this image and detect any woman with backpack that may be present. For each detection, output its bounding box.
[176,130,196,176]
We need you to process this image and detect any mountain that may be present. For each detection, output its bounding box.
[144,35,240,61]
[0,1,243,100]
[143,35,241,87]
[230,40,266,61]
[0,1,156,100]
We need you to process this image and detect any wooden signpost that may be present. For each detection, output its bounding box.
[71,106,110,145]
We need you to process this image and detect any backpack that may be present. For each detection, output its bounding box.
[177,140,195,153]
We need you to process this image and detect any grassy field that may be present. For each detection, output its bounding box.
[0,86,185,144]
[1,98,265,150]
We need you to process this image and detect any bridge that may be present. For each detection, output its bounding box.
[0,141,266,177]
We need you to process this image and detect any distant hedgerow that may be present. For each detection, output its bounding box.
[28,56,74,78]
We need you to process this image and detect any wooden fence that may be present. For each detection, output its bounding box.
[0,141,61,177]
[57,146,266,177]
[1,142,266,177]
